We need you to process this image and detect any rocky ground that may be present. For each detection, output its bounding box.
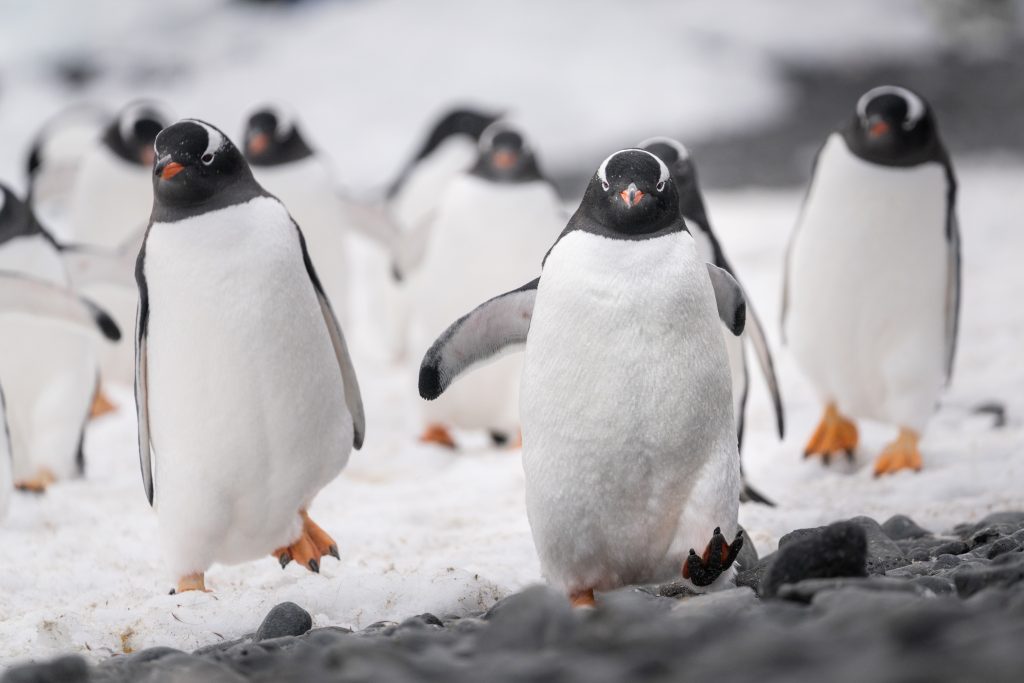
[6,510,1024,683]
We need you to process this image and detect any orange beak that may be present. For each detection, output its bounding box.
[248,132,269,156]
[492,149,517,169]
[869,120,890,138]
[160,162,185,180]
[619,183,644,208]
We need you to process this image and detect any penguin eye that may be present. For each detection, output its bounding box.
[201,153,215,165]
[656,180,666,192]
[601,181,610,192]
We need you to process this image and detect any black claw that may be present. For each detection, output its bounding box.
[328,545,340,560]
[685,528,744,587]
[308,559,320,573]
[169,588,176,595]
[279,553,292,569]
[844,449,855,462]
[822,453,831,466]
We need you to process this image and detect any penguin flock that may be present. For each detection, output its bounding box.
[0,84,961,605]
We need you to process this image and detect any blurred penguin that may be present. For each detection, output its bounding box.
[367,107,500,362]
[65,100,172,387]
[25,104,109,243]
[0,184,121,491]
[404,122,564,448]
[784,86,959,476]
[0,388,10,519]
[642,138,784,505]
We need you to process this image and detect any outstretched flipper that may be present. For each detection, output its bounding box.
[705,264,745,336]
[0,272,121,340]
[419,278,538,400]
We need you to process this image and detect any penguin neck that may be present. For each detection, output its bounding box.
[150,174,271,224]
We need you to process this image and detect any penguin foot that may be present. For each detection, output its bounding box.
[273,511,339,573]
[803,402,858,464]
[90,388,117,418]
[419,423,456,449]
[172,572,210,594]
[873,428,922,477]
[569,588,596,608]
[15,468,56,494]
[682,527,743,587]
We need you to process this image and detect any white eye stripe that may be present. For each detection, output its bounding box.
[119,101,172,142]
[596,149,671,185]
[856,85,925,129]
[182,119,226,157]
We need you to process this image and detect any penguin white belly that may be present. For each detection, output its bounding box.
[68,147,151,250]
[144,197,352,576]
[412,177,562,433]
[254,159,350,322]
[0,319,96,482]
[786,134,948,430]
[520,231,740,593]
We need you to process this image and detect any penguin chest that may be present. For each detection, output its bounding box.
[144,198,351,523]
[520,231,735,584]
[787,135,950,417]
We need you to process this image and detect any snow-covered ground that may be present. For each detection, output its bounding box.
[1,157,1022,668]
[1,0,1023,671]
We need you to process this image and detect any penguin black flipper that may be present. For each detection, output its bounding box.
[944,187,961,382]
[135,237,155,505]
[0,271,120,340]
[705,264,746,336]
[295,224,366,450]
[419,278,539,400]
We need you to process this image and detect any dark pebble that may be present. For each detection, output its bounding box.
[763,522,868,597]
[934,540,970,556]
[984,537,1021,559]
[882,514,932,540]
[0,655,89,683]
[256,602,313,641]
[954,555,1024,597]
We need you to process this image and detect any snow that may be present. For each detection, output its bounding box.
[1,0,1023,671]
[2,157,1023,668]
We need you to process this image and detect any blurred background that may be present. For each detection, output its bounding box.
[1,0,1022,198]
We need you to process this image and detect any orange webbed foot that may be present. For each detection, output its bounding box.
[569,588,595,608]
[90,388,117,418]
[874,429,923,477]
[15,468,56,494]
[172,572,211,594]
[272,511,339,573]
[804,403,858,464]
[420,423,456,449]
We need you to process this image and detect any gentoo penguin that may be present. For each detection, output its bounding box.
[641,138,784,505]
[404,123,564,448]
[419,149,745,605]
[0,184,116,491]
[67,100,173,389]
[243,104,351,320]
[783,85,959,476]
[0,270,120,511]
[135,120,365,593]
[26,104,109,243]
[372,107,501,361]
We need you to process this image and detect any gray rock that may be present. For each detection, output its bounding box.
[1,656,90,683]
[478,585,575,652]
[910,575,956,595]
[954,555,1024,597]
[256,602,312,641]
[848,516,911,574]
[763,522,868,598]
[983,537,1021,559]
[932,553,962,570]
[977,511,1024,529]
[934,540,970,556]
[735,552,774,593]
[774,576,927,603]
[882,514,932,540]
[670,586,758,618]
[134,655,246,683]
[735,528,760,572]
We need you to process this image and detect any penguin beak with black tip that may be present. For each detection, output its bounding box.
[248,132,270,156]
[867,117,891,139]
[492,149,518,170]
[619,182,644,208]
[155,156,185,181]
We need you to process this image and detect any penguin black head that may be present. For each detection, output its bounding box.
[104,101,173,167]
[153,119,255,210]
[639,137,709,229]
[844,85,942,166]
[0,183,39,243]
[243,104,313,166]
[579,149,679,237]
[470,124,543,183]
[413,108,501,162]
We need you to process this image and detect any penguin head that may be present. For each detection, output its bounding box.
[847,85,938,163]
[106,100,173,167]
[414,107,502,161]
[582,149,678,235]
[470,123,543,183]
[153,119,250,206]
[639,137,708,223]
[243,104,313,166]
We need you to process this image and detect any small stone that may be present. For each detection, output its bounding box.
[735,528,760,572]
[735,553,774,593]
[762,522,868,598]
[984,537,1021,559]
[398,613,445,630]
[910,576,956,595]
[909,547,931,562]
[256,602,313,641]
[774,576,926,603]
[954,556,1024,597]
[934,540,970,556]
[932,554,961,569]
[977,511,1024,529]
[882,514,932,541]
[1,655,90,683]
[478,585,575,652]
[670,586,758,617]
